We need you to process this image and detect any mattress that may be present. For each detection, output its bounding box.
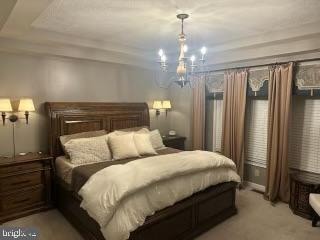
[55,147,180,189]
[55,156,88,185]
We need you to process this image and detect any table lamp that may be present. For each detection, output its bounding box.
[153,100,163,116]
[162,100,172,116]
[0,98,13,125]
[18,98,35,124]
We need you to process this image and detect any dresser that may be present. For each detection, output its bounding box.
[162,135,186,150]
[0,153,53,223]
[289,172,320,219]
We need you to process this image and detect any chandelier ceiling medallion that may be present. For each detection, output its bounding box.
[157,14,207,88]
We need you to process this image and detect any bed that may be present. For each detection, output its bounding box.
[46,102,238,240]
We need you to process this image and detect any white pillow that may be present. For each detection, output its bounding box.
[108,127,150,138]
[64,135,111,164]
[150,129,165,150]
[133,133,157,156]
[108,133,140,160]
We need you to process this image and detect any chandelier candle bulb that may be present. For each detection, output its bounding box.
[158,49,164,57]
[160,55,167,70]
[191,55,195,65]
[161,55,166,63]
[201,47,207,55]
[200,47,207,61]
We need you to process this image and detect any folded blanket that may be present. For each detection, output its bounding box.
[79,150,240,240]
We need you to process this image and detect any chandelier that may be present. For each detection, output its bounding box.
[157,14,207,88]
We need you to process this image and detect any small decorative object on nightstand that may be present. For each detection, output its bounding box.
[162,135,186,150]
[0,153,53,223]
[290,172,320,220]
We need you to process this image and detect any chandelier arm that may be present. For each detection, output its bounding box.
[154,71,169,89]
[154,71,179,89]
[181,18,184,35]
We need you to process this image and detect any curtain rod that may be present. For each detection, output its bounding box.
[207,57,320,73]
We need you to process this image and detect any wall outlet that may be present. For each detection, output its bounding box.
[254,169,260,177]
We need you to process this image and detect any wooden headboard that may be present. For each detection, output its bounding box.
[45,102,150,157]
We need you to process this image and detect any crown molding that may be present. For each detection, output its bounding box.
[1,32,320,71]
[0,37,155,69]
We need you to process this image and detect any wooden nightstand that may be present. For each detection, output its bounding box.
[289,172,320,219]
[0,153,54,223]
[162,135,186,150]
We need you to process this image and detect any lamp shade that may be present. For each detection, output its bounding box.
[153,101,162,109]
[162,100,172,109]
[18,98,35,112]
[0,98,13,112]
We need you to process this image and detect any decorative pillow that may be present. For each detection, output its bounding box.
[60,130,106,157]
[117,126,149,132]
[133,133,157,156]
[108,127,150,138]
[64,135,111,164]
[108,133,140,160]
[149,129,165,150]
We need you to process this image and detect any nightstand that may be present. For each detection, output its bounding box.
[289,172,320,219]
[162,135,186,150]
[0,153,54,223]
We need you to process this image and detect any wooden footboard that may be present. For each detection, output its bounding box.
[56,181,237,240]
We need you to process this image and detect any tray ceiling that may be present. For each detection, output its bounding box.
[1,0,320,68]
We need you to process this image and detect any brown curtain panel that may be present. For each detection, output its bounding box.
[264,62,293,203]
[192,76,206,150]
[222,70,248,179]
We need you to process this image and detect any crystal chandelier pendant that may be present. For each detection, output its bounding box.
[156,14,207,88]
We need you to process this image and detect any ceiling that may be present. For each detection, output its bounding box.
[1,0,320,68]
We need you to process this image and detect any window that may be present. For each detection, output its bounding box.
[208,96,320,174]
[245,99,268,168]
[288,98,320,173]
[207,99,223,152]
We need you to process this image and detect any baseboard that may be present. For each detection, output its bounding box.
[244,181,265,193]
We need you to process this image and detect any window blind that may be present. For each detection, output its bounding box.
[288,98,320,173]
[212,99,223,152]
[245,99,268,168]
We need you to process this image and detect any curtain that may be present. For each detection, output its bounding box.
[222,70,248,179]
[264,62,293,203]
[192,76,206,150]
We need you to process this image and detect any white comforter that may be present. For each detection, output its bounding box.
[79,151,240,240]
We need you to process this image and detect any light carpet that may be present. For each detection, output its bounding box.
[3,189,320,240]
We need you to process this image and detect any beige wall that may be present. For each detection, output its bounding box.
[0,51,169,156]
[168,84,193,150]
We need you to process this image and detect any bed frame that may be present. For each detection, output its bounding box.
[46,102,237,240]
